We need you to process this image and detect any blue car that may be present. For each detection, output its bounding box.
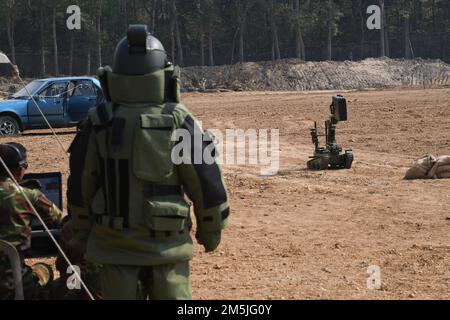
[0,77,103,135]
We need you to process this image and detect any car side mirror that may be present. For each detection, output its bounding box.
[32,95,40,101]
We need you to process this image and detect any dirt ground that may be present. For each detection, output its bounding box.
[2,87,450,300]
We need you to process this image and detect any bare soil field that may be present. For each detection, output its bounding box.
[2,87,450,300]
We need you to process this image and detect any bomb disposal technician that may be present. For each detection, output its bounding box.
[67,25,230,300]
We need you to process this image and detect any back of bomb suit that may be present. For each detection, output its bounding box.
[67,25,230,300]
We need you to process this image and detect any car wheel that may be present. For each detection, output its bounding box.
[0,116,20,136]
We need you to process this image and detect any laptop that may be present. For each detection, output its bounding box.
[23,172,63,256]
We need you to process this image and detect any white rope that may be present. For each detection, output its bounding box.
[0,84,83,98]
[0,155,95,300]
[36,84,85,99]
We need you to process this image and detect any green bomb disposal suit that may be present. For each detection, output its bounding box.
[67,64,230,300]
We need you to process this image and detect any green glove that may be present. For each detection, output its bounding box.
[196,231,222,253]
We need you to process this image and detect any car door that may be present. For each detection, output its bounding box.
[28,81,67,127]
[66,80,98,123]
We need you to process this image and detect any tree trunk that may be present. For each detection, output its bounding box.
[327,0,333,60]
[239,25,244,63]
[208,19,214,66]
[379,0,386,57]
[170,20,176,65]
[171,0,184,66]
[69,33,74,75]
[404,0,412,59]
[97,12,102,68]
[142,0,157,34]
[40,6,46,76]
[383,2,390,57]
[5,12,16,64]
[123,0,128,31]
[151,0,156,34]
[52,8,59,75]
[271,29,281,61]
[294,0,305,60]
[230,28,238,64]
[412,0,420,30]
[384,25,390,57]
[359,1,365,59]
[271,31,275,61]
[86,51,91,75]
[200,31,205,66]
[431,0,436,33]
[269,2,281,61]
[237,2,246,63]
[175,13,184,66]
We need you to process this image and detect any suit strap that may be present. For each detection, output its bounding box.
[162,102,178,115]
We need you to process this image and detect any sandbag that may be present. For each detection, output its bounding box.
[435,165,450,175]
[437,172,450,179]
[427,162,439,179]
[428,156,450,178]
[405,154,436,180]
[435,156,450,166]
[405,154,450,180]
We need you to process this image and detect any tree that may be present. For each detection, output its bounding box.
[357,0,366,60]
[52,7,59,75]
[198,0,220,66]
[293,0,306,60]
[205,0,219,66]
[404,0,412,59]
[327,0,333,60]
[268,0,281,61]
[379,0,386,57]
[1,0,450,77]
[317,0,341,60]
[142,0,158,34]
[96,1,103,68]
[184,0,207,66]
[171,0,184,66]
[0,0,17,64]
[230,0,252,63]
[40,2,47,76]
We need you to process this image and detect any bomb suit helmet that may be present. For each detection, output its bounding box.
[113,24,168,75]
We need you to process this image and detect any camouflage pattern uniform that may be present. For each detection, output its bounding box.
[0,177,62,300]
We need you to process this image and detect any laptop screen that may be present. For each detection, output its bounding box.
[23,172,63,229]
[23,172,63,209]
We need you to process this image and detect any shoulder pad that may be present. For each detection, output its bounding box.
[97,66,113,101]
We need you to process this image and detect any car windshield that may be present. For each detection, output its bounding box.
[11,80,45,99]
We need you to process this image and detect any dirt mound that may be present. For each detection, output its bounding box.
[182,58,450,92]
[2,58,449,98]
[0,77,22,99]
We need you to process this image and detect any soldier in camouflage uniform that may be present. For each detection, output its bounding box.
[68,25,230,300]
[0,143,63,300]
